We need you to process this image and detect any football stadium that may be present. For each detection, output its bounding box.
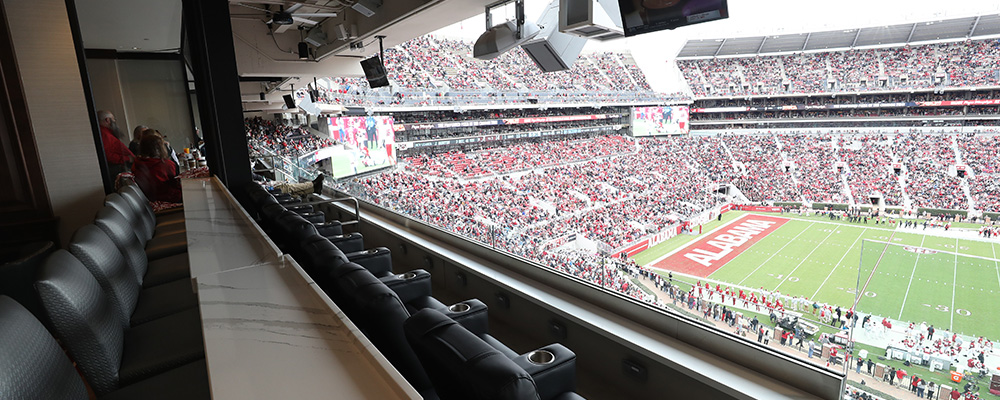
[4,0,1000,399]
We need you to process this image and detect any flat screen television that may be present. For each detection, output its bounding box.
[618,0,728,37]
[360,55,389,89]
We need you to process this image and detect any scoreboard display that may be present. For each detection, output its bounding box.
[632,106,689,136]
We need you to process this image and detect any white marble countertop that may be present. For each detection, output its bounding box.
[181,177,282,277]
[196,256,420,400]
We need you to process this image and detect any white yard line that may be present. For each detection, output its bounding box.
[774,225,839,292]
[993,242,1000,293]
[812,228,866,299]
[897,235,928,320]
[738,222,815,286]
[951,238,959,331]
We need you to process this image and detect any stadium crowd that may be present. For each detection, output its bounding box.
[838,134,903,205]
[246,114,996,213]
[402,135,635,179]
[294,34,684,107]
[245,117,334,158]
[680,38,1000,97]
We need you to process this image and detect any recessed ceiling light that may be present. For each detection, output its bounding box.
[132,46,140,50]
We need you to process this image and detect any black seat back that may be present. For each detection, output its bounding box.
[35,250,126,395]
[67,224,139,326]
[404,308,540,400]
[105,193,151,244]
[0,296,89,400]
[120,184,157,222]
[94,206,148,284]
[118,186,156,240]
[332,263,433,392]
[272,211,320,256]
[299,234,350,286]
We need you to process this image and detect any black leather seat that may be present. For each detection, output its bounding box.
[119,184,185,236]
[405,308,583,400]
[105,193,186,260]
[34,252,205,395]
[299,234,393,290]
[331,262,496,398]
[94,206,189,288]
[0,241,53,323]
[67,225,196,326]
[0,296,209,400]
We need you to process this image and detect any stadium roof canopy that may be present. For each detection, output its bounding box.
[677,14,1000,58]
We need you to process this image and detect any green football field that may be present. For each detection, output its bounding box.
[640,213,1000,339]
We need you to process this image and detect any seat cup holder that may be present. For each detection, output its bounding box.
[364,249,377,255]
[448,303,471,313]
[527,350,555,365]
[398,272,417,280]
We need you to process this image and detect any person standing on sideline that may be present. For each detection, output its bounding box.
[97,110,134,179]
[928,325,935,340]
[926,382,935,400]
[807,340,815,358]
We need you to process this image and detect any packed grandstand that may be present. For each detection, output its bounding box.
[250,22,1000,400]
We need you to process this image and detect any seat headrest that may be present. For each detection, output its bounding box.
[93,207,148,283]
[35,250,126,395]
[66,225,139,325]
[274,211,320,241]
[0,296,89,400]
[119,184,150,204]
[300,235,350,272]
[332,262,405,321]
[404,309,539,400]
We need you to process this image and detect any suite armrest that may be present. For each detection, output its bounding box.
[325,232,364,253]
[346,247,392,276]
[512,344,577,400]
[315,221,343,236]
[285,204,313,214]
[300,211,325,224]
[435,299,489,337]
[380,269,432,304]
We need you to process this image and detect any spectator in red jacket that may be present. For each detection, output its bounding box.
[97,110,134,178]
[132,132,181,203]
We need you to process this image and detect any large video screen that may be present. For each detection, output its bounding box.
[315,116,396,178]
[632,106,689,136]
[619,0,729,37]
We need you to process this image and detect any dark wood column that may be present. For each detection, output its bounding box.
[182,0,251,191]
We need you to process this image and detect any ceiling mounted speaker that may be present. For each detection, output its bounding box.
[474,20,540,60]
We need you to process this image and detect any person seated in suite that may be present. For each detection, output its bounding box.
[132,131,182,203]
[129,125,148,155]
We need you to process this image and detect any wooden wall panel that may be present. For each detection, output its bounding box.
[3,0,104,247]
[0,0,56,250]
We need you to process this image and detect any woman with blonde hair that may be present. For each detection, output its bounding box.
[132,131,182,203]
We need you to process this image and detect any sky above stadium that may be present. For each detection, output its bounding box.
[432,1,1000,93]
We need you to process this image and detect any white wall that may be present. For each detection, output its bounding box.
[5,0,105,246]
[117,59,195,149]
